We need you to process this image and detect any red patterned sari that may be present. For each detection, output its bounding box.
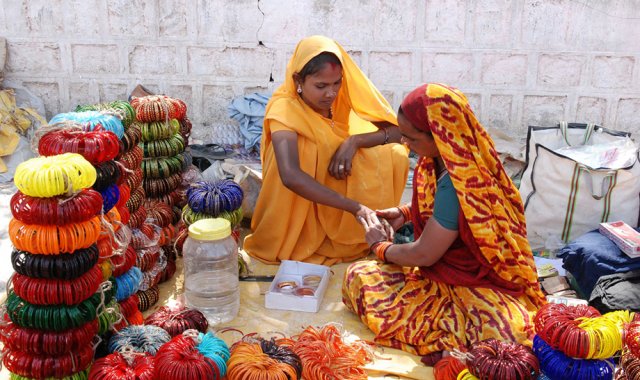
[342,84,545,356]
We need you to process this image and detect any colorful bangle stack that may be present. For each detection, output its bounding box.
[108,325,171,355]
[187,180,244,216]
[10,189,102,226]
[76,100,136,128]
[11,264,103,306]
[119,122,142,154]
[3,344,94,379]
[0,316,99,356]
[140,119,180,142]
[9,217,102,255]
[145,305,209,337]
[89,351,155,380]
[130,95,187,122]
[153,331,229,380]
[14,154,97,198]
[398,204,411,223]
[371,241,392,262]
[38,129,120,165]
[49,111,125,139]
[11,246,99,280]
[227,337,301,380]
[137,285,160,312]
[140,134,185,158]
[143,173,182,198]
[181,205,244,228]
[119,145,144,171]
[141,155,185,179]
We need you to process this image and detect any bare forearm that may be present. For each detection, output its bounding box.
[384,242,432,267]
[283,170,360,214]
[351,124,402,149]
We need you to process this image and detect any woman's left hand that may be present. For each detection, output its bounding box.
[329,137,358,180]
[358,212,393,246]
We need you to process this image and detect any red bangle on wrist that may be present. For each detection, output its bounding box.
[397,204,411,223]
[371,241,393,262]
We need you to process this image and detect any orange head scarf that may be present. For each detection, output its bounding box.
[401,83,545,308]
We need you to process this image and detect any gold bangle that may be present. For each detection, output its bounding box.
[294,287,316,297]
[302,275,322,288]
[276,281,298,293]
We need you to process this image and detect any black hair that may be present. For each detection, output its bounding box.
[297,52,342,80]
[397,105,404,115]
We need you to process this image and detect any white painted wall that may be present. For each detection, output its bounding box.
[1,0,640,142]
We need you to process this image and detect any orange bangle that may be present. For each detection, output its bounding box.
[371,241,392,262]
[9,217,101,255]
[397,204,411,223]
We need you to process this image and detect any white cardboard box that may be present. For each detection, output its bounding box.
[265,260,331,313]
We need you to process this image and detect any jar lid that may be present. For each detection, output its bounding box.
[188,218,231,240]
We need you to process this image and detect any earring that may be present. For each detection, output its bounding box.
[297,85,302,94]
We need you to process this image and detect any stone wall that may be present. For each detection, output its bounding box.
[1,0,640,142]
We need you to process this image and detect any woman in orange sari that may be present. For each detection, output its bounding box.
[244,36,409,265]
[343,83,545,364]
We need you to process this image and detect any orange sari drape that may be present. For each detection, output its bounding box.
[243,36,409,265]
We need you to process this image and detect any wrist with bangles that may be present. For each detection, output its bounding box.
[397,204,411,223]
[370,239,392,262]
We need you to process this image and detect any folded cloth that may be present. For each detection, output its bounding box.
[589,269,640,313]
[227,93,271,152]
[557,229,640,297]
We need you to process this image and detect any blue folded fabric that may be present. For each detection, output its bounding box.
[557,229,640,297]
[228,93,271,152]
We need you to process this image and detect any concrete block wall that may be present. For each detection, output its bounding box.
[1,0,640,143]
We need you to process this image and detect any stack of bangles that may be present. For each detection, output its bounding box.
[93,161,122,191]
[143,173,182,198]
[10,189,102,225]
[126,185,146,211]
[181,205,243,228]
[371,240,392,262]
[9,217,101,255]
[0,316,99,356]
[3,344,94,379]
[139,119,180,142]
[76,100,136,128]
[14,153,96,198]
[119,122,142,154]
[119,146,144,171]
[140,134,185,158]
[179,117,192,141]
[147,189,183,208]
[137,285,160,312]
[11,246,99,280]
[126,168,144,191]
[10,264,103,306]
[38,129,120,165]
[130,95,187,122]
[534,303,628,359]
[128,204,147,229]
[142,155,185,179]
[49,111,124,139]
[6,291,103,330]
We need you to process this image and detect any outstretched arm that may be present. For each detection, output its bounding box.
[360,213,458,267]
[272,130,374,218]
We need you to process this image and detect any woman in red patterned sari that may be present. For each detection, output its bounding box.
[342,83,546,364]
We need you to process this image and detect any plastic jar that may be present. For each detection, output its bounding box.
[182,218,239,325]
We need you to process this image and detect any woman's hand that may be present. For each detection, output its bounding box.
[357,208,394,246]
[375,207,405,232]
[329,136,359,180]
